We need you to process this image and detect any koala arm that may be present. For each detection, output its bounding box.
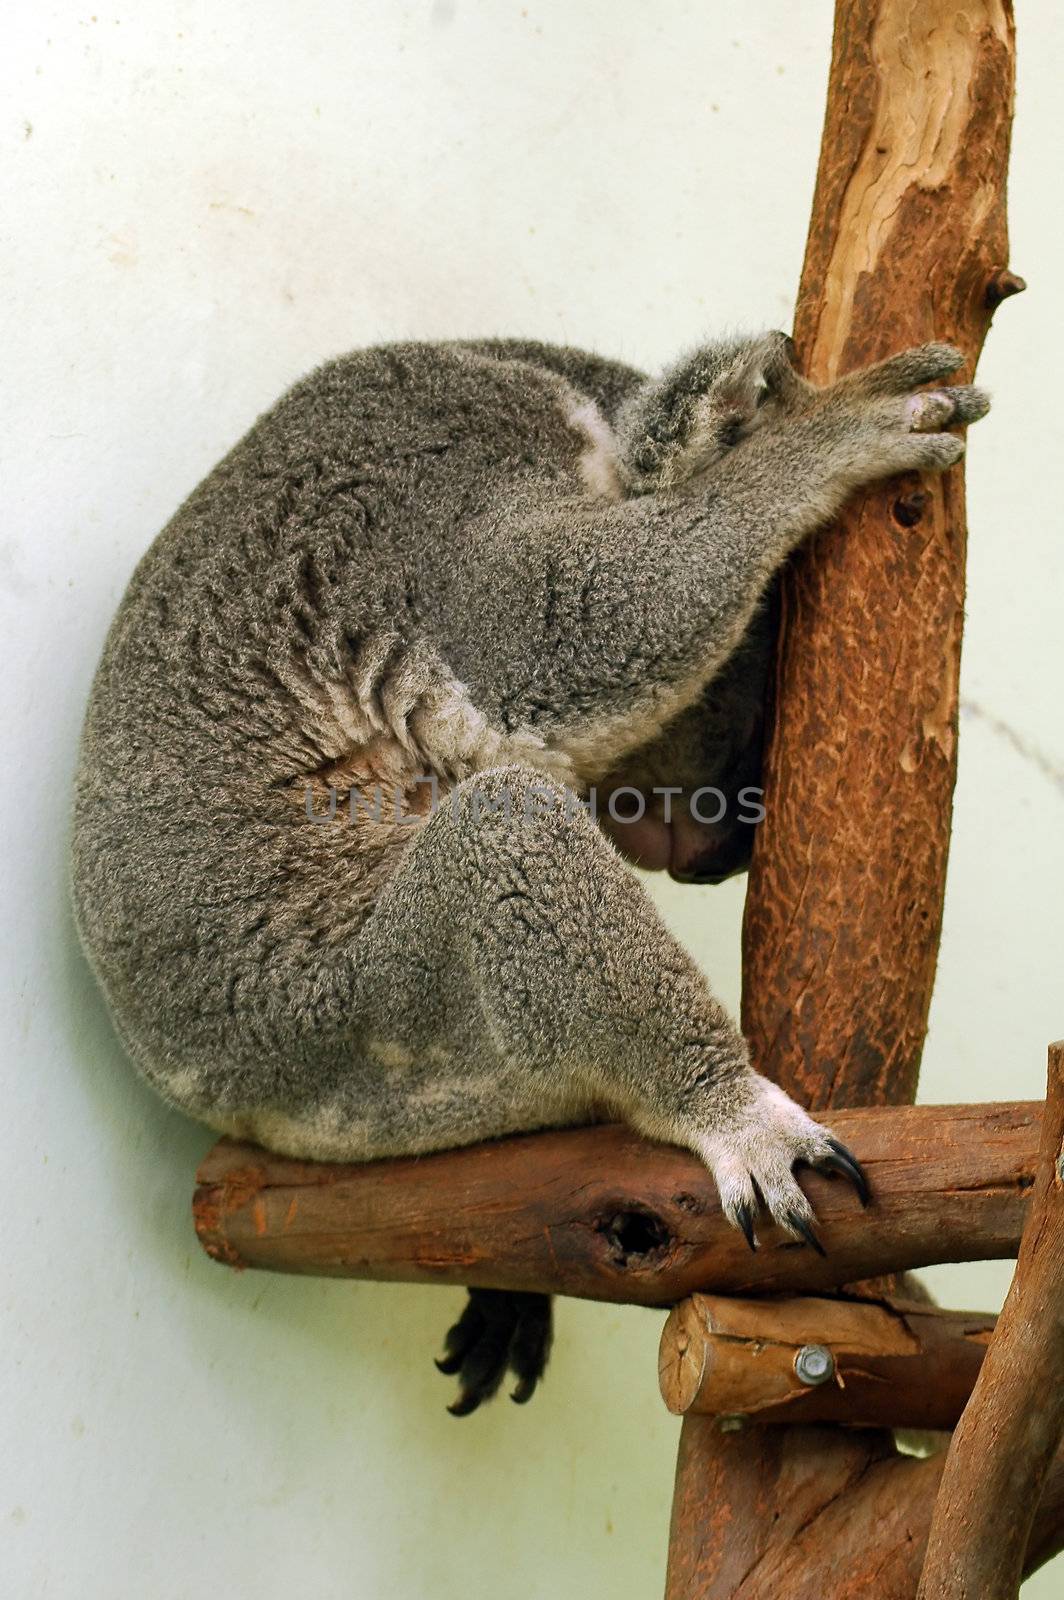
[434,339,987,771]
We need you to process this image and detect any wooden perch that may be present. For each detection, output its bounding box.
[194,1101,1039,1302]
[659,1293,994,1431]
[666,1420,1064,1600]
[667,1,1021,1594]
[918,1042,1064,1599]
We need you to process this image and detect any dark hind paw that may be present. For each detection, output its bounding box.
[435,1289,553,1416]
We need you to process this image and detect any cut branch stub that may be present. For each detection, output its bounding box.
[659,1293,994,1431]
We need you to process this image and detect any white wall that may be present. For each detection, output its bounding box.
[3,3,1061,1596]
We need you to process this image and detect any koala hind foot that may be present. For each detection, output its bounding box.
[436,1289,553,1417]
[682,1072,870,1253]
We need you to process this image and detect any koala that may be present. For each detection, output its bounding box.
[71,331,988,1414]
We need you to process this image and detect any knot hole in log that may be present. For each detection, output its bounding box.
[891,486,929,528]
[598,1206,672,1267]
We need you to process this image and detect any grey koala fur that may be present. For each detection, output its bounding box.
[72,331,987,1404]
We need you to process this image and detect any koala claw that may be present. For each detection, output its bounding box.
[784,1210,827,1257]
[820,1135,871,1206]
[698,1075,871,1252]
[437,1288,552,1416]
[734,1200,759,1253]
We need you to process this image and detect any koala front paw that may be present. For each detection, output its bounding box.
[846,341,968,396]
[831,342,990,482]
[695,1074,869,1252]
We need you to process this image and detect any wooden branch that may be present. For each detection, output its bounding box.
[740,0,1019,1111]
[193,1101,1039,1301]
[918,1042,1064,1599]
[659,1293,994,1431]
[666,1422,1064,1600]
[668,2,1020,1593]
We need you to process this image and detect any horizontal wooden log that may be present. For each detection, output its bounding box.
[659,1293,994,1430]
[194,1100,1039,1305]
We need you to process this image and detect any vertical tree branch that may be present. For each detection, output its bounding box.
[667,3,1018,1593]
[742,0,1016,1109]
[918,1043,1064,1600]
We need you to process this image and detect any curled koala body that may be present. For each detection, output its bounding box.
[72,333,988,1410]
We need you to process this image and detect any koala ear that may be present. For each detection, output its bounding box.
[704,331,806,432]
[708,359,768,423]
[671,347,778,481]
[712,331,794,417]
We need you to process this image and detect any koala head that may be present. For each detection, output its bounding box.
[598,590,777,884]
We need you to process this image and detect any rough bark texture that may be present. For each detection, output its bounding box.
[918,1044,1064,1599]
[193,1101,1038,1303]
[668,1,1020,1594]
[741,0,1017,1110]
[659,1293,994,1431]
[665,1421,1064,1600]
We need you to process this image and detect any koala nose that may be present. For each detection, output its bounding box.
[670,862,736,886]
[668,827,755,886]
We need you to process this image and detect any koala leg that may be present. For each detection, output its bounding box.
[354,765,867,1228]
[351,763,869,1405]
[340,764,868,1405]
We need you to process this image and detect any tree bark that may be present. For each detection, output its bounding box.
[668,0,1020,1594]
[193,1100,1037,1303]
[918,1043,1064,1599]
[740,0,1018,1111]
[665,1421,1064,1600]
[659,1293,995,1431]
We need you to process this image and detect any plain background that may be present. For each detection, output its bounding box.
[3,3,1062,1596]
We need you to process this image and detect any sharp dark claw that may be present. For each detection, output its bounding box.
[510,1377,537,1405]
[447,1391,483,1418]
[734,1201,758,1253]
[823,1137,871,1206]
[786,1210,827,1257]
[434,1350,464,1375]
